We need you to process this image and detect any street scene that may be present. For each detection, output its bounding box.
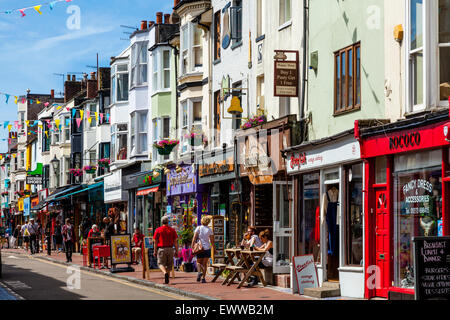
[0,0,450,307]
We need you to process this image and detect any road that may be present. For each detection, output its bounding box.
[0,253,188,300]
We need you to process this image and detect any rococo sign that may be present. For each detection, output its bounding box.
[290,153,307,170]
[389,132,421,150]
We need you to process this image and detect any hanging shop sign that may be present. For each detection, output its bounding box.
[167,165,198,196]
[274,50,299,97]
[104,170,127,203]
[360,121,450,158]
[287,136,360,175]
[23,197,30,217]
[413,236,450,300]
[198,148,235,184]
[26,175,43,185]
[31,197,39,208]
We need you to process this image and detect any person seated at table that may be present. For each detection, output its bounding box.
[240,226,262,249]
[132,228,144,264]
[248,229,273,287]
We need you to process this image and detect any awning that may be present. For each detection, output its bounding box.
[52,182,104,201]
[45,185,83,203]
[31,200,47,212]
[136,185,159,196]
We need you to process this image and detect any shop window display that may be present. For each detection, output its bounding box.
[393,151,442,288]
[345,164,363,266]
[301,173,321,263]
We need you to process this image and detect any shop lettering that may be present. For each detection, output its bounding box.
[389,132,421,150]
[170,173,193,187]
[199,160,234,177]
[402,179,433,196]
[290,153,306,169]
[295,259,313,273]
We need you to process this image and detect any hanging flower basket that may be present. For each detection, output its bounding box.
[83,166,97,174]
[184,132,204,147]
[154,140,179,156]
[15,190,25,197]
[98,158,110,168]
[241,114,267,129]
[1,192,9,196]
[69,168,83,177]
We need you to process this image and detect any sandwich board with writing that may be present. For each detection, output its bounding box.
[413,236,450,300]
[293,254,319,295]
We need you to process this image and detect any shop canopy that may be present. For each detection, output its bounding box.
[52,182,104,201]
[136,185,159,196]
[45,185,83,203]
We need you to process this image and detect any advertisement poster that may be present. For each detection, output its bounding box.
[293,255,319,295]
[110,234,132,265]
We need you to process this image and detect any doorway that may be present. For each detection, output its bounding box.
[374,188,389,297]
[273,181,293,274]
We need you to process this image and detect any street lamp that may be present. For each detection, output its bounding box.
[51,155,59,174]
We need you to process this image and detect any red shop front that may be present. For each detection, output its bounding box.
[355,111,450,299]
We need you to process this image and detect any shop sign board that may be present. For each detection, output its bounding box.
[293,254,319,295]
[287,137,360,174]
[167,165,197,196]
[26,175,43,185]
[361,121,450,158]
[104,170,127,203]
[110,234,132,266]
[274,50,299,97]
[23,197,30,217]
[198,148,236,184]
[413,236,450,300]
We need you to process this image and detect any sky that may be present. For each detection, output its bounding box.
[0,0,173,153]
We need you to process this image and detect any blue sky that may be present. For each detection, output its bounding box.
[0,0,173,152]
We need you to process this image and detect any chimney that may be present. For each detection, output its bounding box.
[67,74,71,81]
[140,20,147,30]
[64,76,82,103]
[87,72,98,99]
[98,67,111,90]
[149,21,155,28]
[51,89,54,99]
[164,14,171,24]
[174,0,180,7]
[72,75,76,81]
[156,12,163,24]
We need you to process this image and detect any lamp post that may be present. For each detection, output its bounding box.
[48,156,59,256]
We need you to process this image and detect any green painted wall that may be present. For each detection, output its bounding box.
[151,92,172,119]
[307,0,385,140]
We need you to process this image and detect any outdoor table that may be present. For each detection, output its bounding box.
[93,245,110,269]
[222,248,245,286]
[236,250,267,289]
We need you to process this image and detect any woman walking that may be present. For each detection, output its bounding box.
[191,216,215,283]
[61,218,75,263]
[54,220,63,253]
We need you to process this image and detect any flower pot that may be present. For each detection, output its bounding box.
[85,169,96,174]
[156,144,176,155]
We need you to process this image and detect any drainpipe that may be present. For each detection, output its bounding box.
[300,0,309,143]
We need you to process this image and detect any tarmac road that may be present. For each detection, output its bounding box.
[0,252,188,300]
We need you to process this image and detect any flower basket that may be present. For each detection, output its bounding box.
[241,114,267,129]
[98,158,110,169]
[83,166,97,174]
[154,140,179,156]
[69,169,83,177]
[184,132,203,147]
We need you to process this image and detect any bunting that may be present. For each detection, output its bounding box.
[0,0,74,17]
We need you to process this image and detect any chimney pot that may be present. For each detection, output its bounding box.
[90,72,96,80]
[149,21,155,28]
[67,74,71,81]
[72,75,76,81]
[140,20,147,30]
[51,89,54,98]
[156,12,163,24]
[164,14,171,24]
[174,0,180,7]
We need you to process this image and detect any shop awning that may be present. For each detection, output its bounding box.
[52,182,104,201]
[45,185,83,203]
[136,185,159,196]
[31,200,47,212]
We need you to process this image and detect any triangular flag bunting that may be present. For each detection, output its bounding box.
[34,5,42,15]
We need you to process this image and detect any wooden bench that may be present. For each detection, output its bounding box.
[222,266,248,286]
[211,263,227,283]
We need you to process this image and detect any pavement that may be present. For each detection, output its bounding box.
[1,248,310,300]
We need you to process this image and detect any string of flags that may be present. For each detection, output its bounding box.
[0,0,74,17]
[0,91,64,107]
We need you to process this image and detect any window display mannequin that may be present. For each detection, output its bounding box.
[321,185,339,280]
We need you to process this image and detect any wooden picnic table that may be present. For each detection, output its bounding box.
[221,248,244,286]
[238,250,267,288]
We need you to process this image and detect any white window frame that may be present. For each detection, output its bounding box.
[63,115,70,142]
[180,23,203,75]
[179,98,202,155]
[130,112,148,156]
[152,50,159,92]
[111,123,128,162]
[162,49,171,89]
[131,41,148,88]
[405,0,449,113]
[114,63,129,102]
[152,116,171,163]
[279,0,292,27]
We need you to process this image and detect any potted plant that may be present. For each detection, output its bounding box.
[153,139,179,156]
[83,166,97,174]
[98,158,110,169]
[69,168,83,177]
[241,114,267,129]
[179,228,194,246]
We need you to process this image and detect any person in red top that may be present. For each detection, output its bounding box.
[132,228,144,264]
[153,216,178,284]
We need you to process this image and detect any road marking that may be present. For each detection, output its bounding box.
[3,281,32,290]
[7,256,20,259]
[28,257,188,300]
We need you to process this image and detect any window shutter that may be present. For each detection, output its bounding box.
[230,6,242,41]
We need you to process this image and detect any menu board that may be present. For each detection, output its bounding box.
[212,216,225,264]
[413,236,450,300]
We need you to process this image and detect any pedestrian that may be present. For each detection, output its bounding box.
[132,228,144,264]
[54,220,63,253]
[153,216,178,284]
[10,225,20,249]
[27,219,38,255]
[87,224,101,238]
[36,219,43,253]
[103,217,115,246]
[5,225,11,249]
[191,216,215,283]
[21,222,30,252]
[240,226,263,249]
[61,218,75,263]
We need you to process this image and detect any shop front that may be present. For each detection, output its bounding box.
[166,164,208,239]
[285,132,364,298]
[198,147,241,248]
[356,112,450,299]
[104,170,128,234]
[236,115,300,285]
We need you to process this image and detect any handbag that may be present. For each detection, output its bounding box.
[192,239,204,256]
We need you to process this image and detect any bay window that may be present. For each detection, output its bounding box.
[152,49,171,92]
[112,64,129,103]
[131,41,148,87]
[111,123,128,161]
[152,51,159,92]
[163,50,171,89]
[180,23,203,75]
[152,117,171,162]
[130,112,148,156]
[407,0,450,111]
[87,104,97,129]
[180,99,202,154]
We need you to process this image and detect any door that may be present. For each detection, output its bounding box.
[273,181,293,274]
[375,188,389,297]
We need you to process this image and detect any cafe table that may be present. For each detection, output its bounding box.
[236,250,267,289]
[221,248,245,286]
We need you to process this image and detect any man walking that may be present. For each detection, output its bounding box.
[28,219,38,255]
[62,218,75,263]
[153,216,178,284]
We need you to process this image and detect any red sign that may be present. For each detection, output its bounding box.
[360,121,450,158]
[289,153,307,170]
[136,186,159,196]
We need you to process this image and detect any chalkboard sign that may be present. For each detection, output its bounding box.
[413,236,450,300]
